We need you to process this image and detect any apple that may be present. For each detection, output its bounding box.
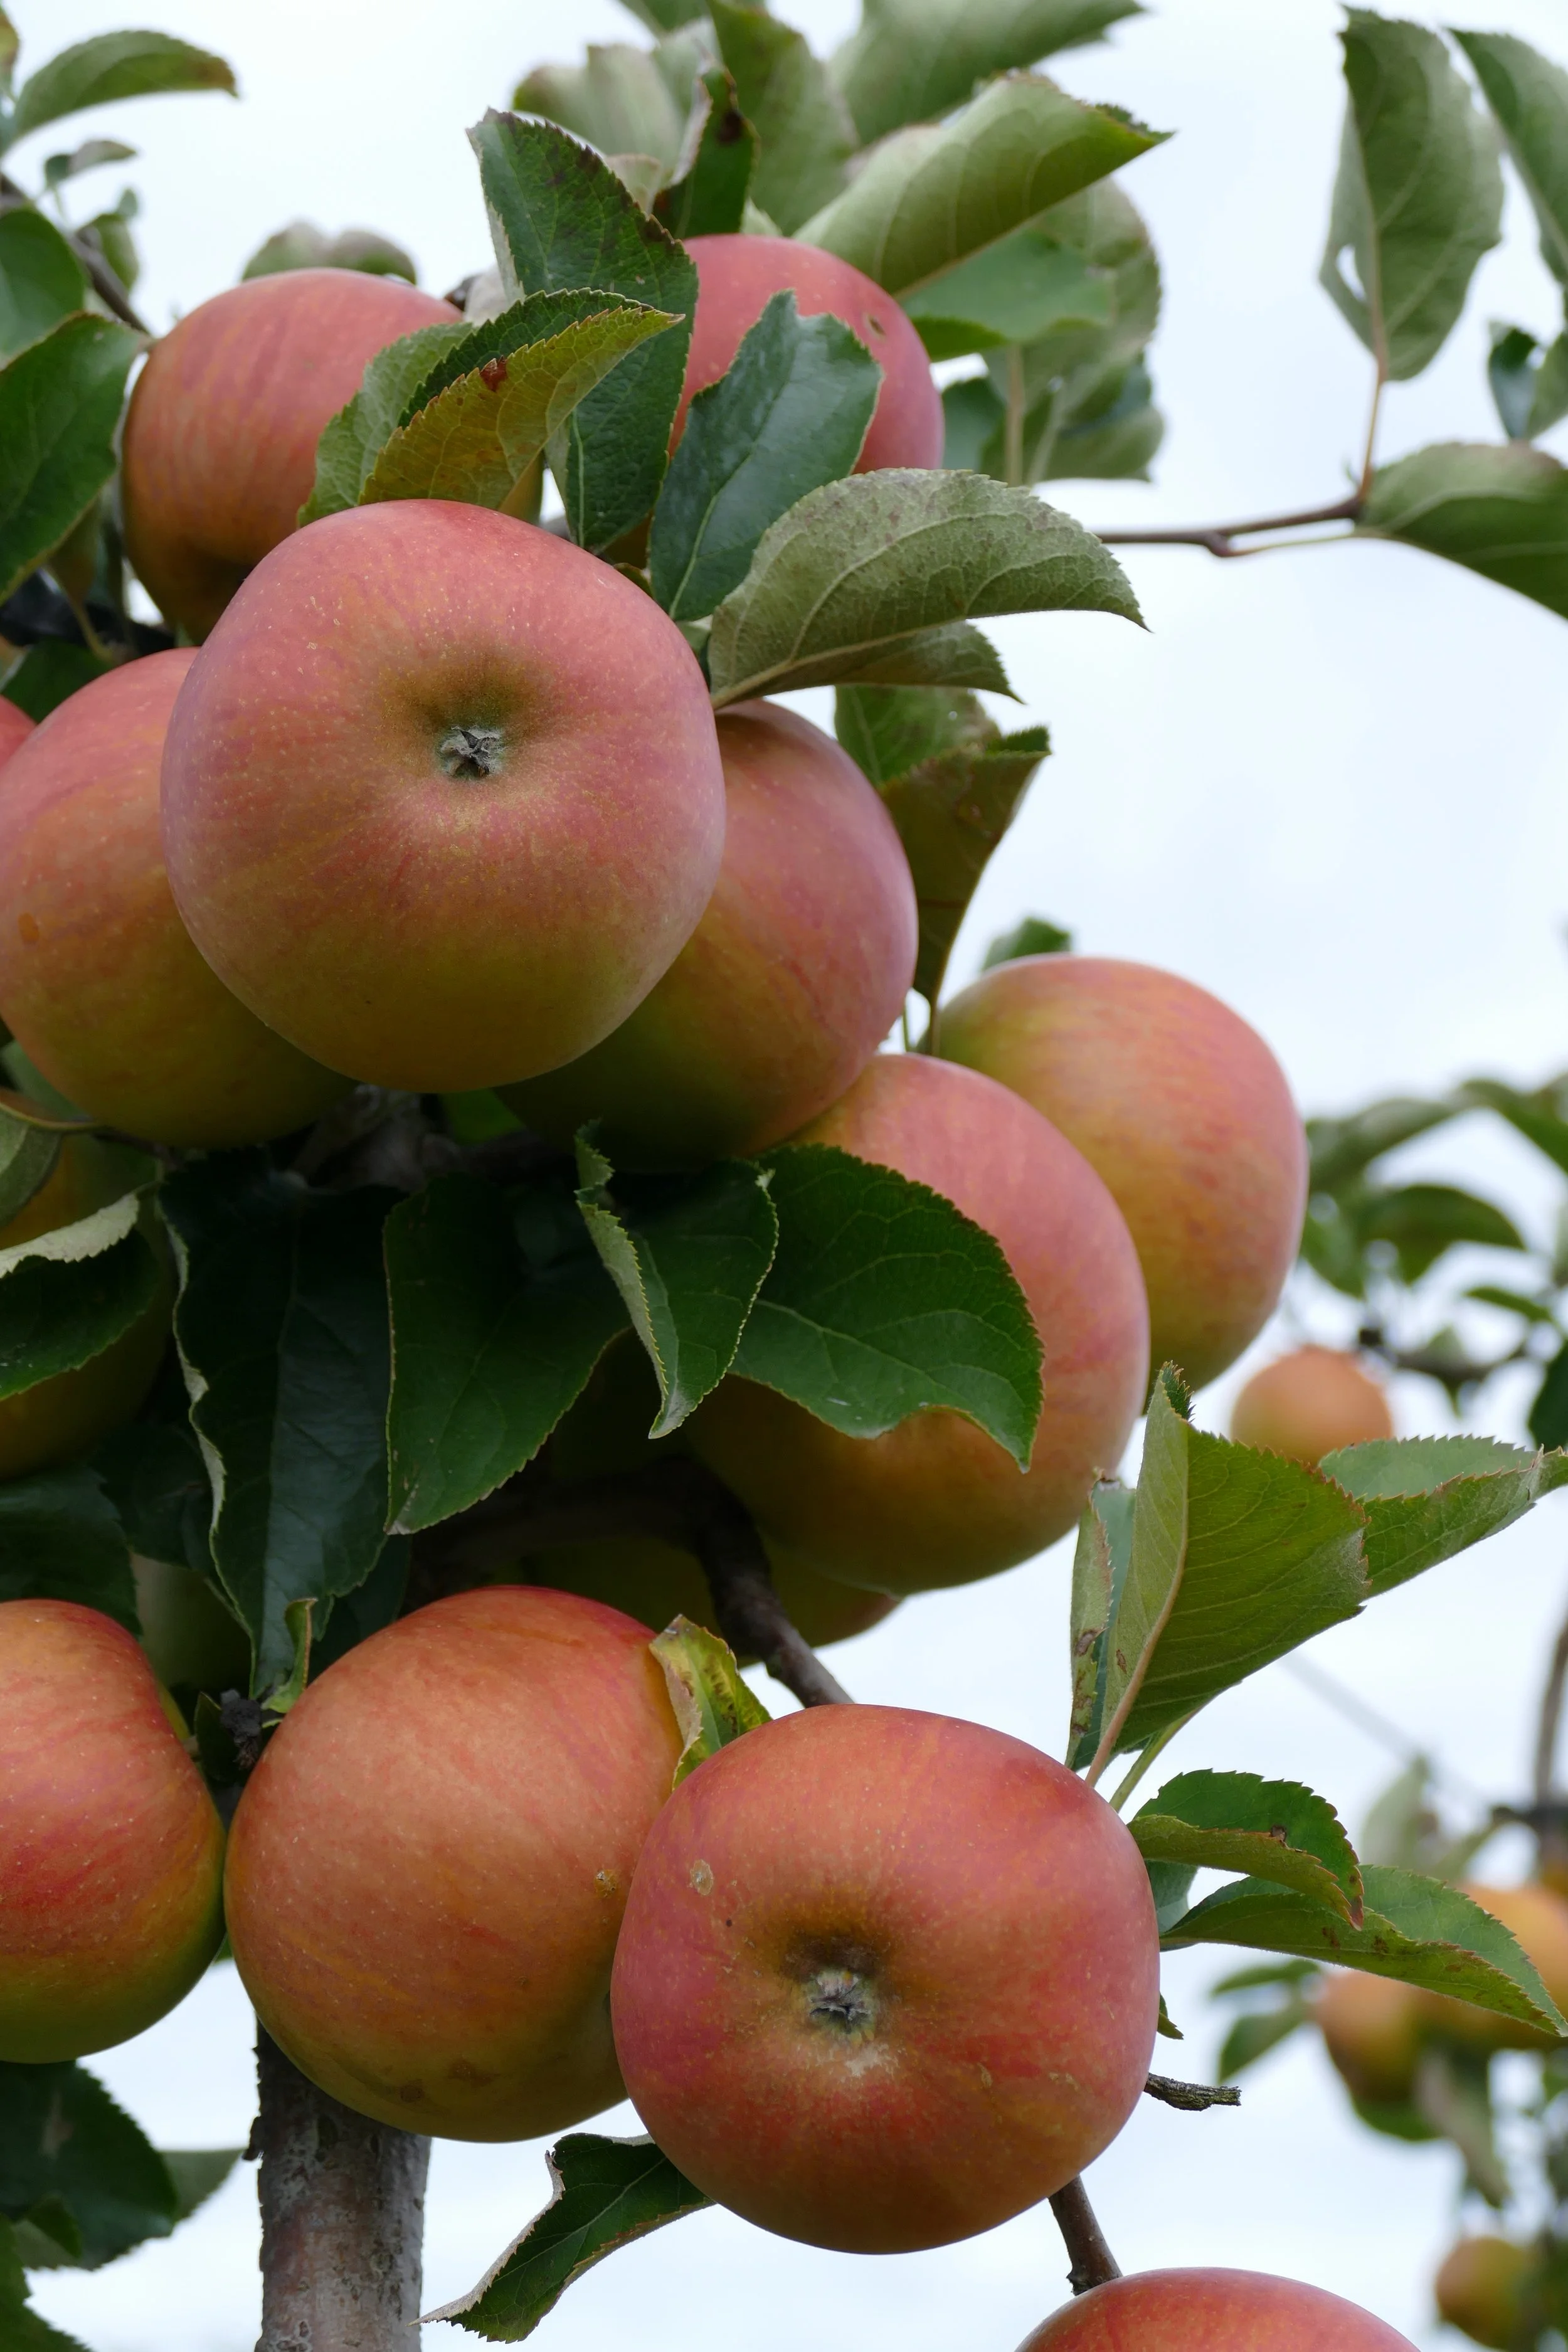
[1416,1880,1568,2053]
[134,1556,252,1697]
[521,1337,900,1650]
[121,267,460,637]
[677,235,943,471]
[502,700,917,1165]
[1312,1968,1423,2103]
[1230,1346,1394,1463]
[1017,2268,1417,2348]
[0,696,33,766]
[161,502,728,1094]
[1434,2236,1533,2351]
[0,1136,171,1481]
[610,1703,1159,2251]
[0,652,349,1147]
[0,1598,225,2062]
[223,1585,682,2139]
[687,1054,1150,1593]
[936,956,1308,1391]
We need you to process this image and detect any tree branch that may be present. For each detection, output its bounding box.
[1092,494,1362,559]
[253,2030,430,2352]
[1048,2176,1122,2294]
[1143,2072,1241,2112]
[409,1456,850,1710]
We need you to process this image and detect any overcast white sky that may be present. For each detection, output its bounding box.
[21,1,1568,2346]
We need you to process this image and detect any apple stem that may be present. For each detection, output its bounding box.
[408,1456,852,1710]
[252,2028,430,2351]
[1047,2176,1122,2294]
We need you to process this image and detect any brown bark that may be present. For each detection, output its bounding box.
[253,2030,430,2352]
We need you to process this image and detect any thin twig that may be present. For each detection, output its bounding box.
[1143,2072,1241,2112]
[1047,2177,1122,2294]
[1093,493,1362,558]
[1534,1596,1568,1805]
[409,1457,850,1710]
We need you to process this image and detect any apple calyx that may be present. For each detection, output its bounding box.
[438,725,506,780]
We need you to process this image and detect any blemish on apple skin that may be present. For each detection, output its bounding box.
[396,2080,426,2104]
[977,2063,993,2089]
[595,1868,619,1899]
[689,1860,714,1895]
[16,913,38,945]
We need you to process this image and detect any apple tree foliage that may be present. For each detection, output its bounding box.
[6,0,1568,2338]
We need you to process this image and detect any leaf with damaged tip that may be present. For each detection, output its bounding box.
[650,1616,770,1784]
[1133,1771,1364,1926]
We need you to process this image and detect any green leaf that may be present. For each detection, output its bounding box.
[877,710,1050,1003]
[1086,1382,1368,1772]
[0,12,18,97]
[424,2132,710,2341]
[1355,1180,1525,1283]
[1162,1864,1567,2041]
[0,209,85,363]
[834,678,985,784]
[0,1105,58,1229]
[160,1155,398,1693]
[576,1139,778,1439]
[1453,33,1568,290]
[0,1192,161,1402]
[469,110,698,551]
[0,2217,88,2346]
[653,68,757,240]
[1217,2000,1311,2080]
[1322,1434,1565,1596]
[1359,440,1568,621]
[649,290,880,622]
[0,1463,136,1628]
[983,913,1073,966]
[1487,322,1568,442]
[1412,2041,1508,2206]
[832,0,1143,147]
[726,1140,1042,1459]
[1532,1343,1568,1449]
[904,224,1113,359]
[241,221,417,283]
[358,292,678,513]
[1043,358,1162,482]
[706,469,1140,706]
[0,2061,177,2265]
[1306,1093,1459,1192]
[796,73,1163,299]
[1067,1476,1133,1765]
[1320,14,1502,381]
[93,1418,213,1577]
[0,312,140,606]
[161,2148,241,2229]
[300,319,472,521]
[942,376,1006,470]
[1,638,108,719]
[708,3,856,236]
[1457,1074,1568,1177]
[650,1616,770,1783]
[1133,1771,1364,1926]
[620,0,710,30]
[384,1169,630,1535]
[830,619,1015,694]
[42,139,139,192]
[6,31,235,147]
[514,45,687,172]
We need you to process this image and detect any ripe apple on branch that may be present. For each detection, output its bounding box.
[4,1,1568,2347]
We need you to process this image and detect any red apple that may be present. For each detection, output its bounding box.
[0,1599,225,2061]
[0,1136,171,1481]
[502,699,916,1164]
[0,696,33,766]
[1230,1347,1393,1463]
[611,1703,1159,2251]
[678,235,943,470]
[1312,1969,1422,2104]
[121,267,459,637]
[938,956,1308,1390]
[519,1337,901,1650]
[1018,2269,1417,2348]
[0,652,349,1146]
[1434,2237,1533,2350]
[688,1054,1150,1592]
[160,502,728,1093]
[224,1586,682,2139]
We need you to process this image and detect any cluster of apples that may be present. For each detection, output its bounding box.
[0,240,1425,2343]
